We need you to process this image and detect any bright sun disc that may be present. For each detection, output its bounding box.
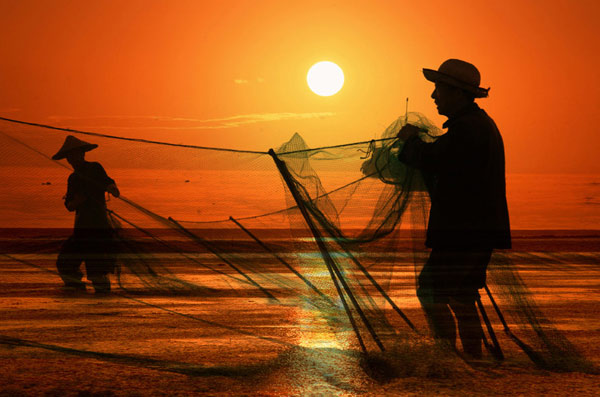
[307,61,344,96]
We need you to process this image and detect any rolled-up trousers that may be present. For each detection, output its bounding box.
[56,229,116,285]
[416,248,492,356]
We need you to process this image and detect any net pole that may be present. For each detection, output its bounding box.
[338,245,417,331]
[268,149,368,353]
[484,284,515,334]
[476,296,504,361]
[229,216,329,298]
[484,284,546,366]
[269,149,384,353]
[108,210,248,285]
[168,217,279,301]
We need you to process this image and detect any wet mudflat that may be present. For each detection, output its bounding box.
[1,247,599,396]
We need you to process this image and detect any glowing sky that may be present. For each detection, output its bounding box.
[0,0,598,173]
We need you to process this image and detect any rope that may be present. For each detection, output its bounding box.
[276,137,397,156]
[0,116,267,155]
[175,169,382,224]
[0,116,397,156]
[0,130,71,170]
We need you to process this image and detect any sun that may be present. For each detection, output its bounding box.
[307,61,344,96]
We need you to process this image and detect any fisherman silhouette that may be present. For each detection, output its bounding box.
[52,136,120,294]
[397,59,511,359]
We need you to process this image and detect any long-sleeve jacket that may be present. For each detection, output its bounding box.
[399,103,511,249]
[65,161,115,232]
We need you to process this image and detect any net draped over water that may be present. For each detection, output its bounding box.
[0,114,594,376]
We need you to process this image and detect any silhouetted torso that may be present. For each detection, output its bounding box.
[66,161,115,232]
[400,103,511,249]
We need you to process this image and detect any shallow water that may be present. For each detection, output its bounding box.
[1,246,599,395]
[1,166,600,229]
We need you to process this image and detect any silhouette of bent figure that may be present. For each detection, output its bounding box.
[397,59,511,359]
[52,136,120,294]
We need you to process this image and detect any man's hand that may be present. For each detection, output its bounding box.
[397,124,422,141]
[65,193,86,212]
[107,184,120,198]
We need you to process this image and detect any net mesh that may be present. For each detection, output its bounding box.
[0,114,596,377]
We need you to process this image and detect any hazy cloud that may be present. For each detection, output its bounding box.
[46,112,336,130]
[0,108,21,114]
[234,77,265,84]
[201,112,335,128]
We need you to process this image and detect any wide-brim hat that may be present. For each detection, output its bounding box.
[52,135,98,160]
[422,59,490,98]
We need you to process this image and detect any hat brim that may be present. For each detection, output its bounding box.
[423,68,489,98]
[52,143,98,160]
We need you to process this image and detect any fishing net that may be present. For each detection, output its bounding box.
[0,113,595,377]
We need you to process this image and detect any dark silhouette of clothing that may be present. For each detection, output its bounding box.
[57,231,116,289]
[57,161,116,292]
[399,102,511,358]
[416,249,492,357]
[417,249,492,303]
[399,103,510,250]
[66,162,115,232]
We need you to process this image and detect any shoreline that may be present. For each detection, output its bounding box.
[1,228,599,254]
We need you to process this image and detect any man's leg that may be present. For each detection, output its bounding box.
[417,290,457,347]
[86,258,111,293]
[449,297,484,359]
[84,232,114,294]
[448,250,492,359]
[85,250,112,293]
[56,236,86,290]
[417,250,457,349]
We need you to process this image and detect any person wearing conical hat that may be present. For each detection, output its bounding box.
[397,59,511,360]
[53,135,120,294]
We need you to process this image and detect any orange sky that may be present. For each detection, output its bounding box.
[0,0,599,173]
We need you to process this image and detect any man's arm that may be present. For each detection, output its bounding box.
[107,183,120,198]
[398,124,470,172]
[65,192,86,212]
[92,162,120,198]
[64,173,86,211]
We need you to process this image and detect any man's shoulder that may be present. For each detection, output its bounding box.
[450,106,498,134]
[84,161,108,173]
[86,161,104,168]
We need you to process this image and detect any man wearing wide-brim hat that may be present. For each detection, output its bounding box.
[397,59,511,359]
[53,135,120,294]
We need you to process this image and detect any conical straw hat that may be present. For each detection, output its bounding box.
[52,135,98,160]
